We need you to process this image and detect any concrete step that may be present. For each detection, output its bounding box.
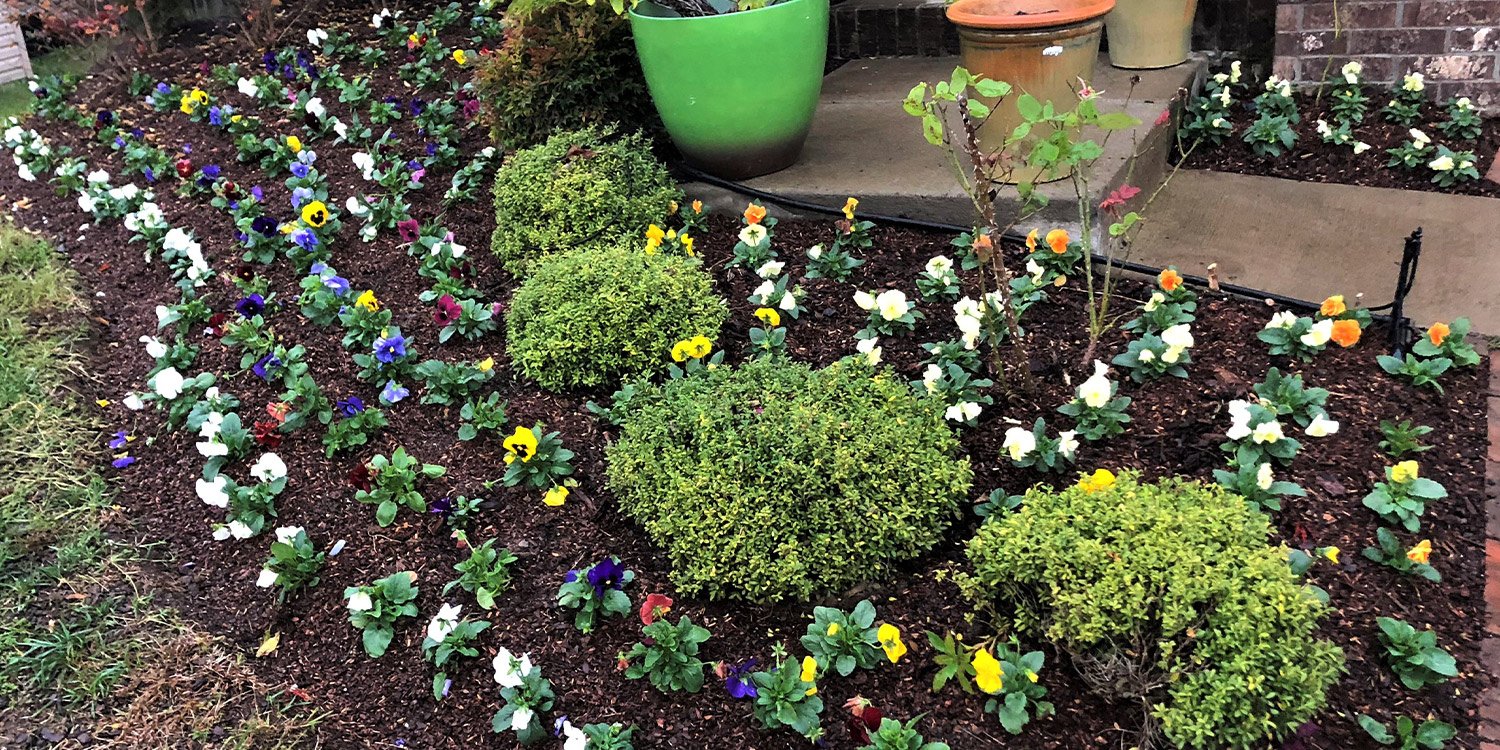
[685,53,1205,236]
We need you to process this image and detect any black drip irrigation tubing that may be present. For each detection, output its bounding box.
[677,162,1422,354]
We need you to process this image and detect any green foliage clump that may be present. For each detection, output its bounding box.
[606,357,972,602]
[507,246,727,390]
[472,0,657,150]
[962,472,1343,749]
[489,126,678,275]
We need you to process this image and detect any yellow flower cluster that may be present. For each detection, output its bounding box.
[179,88,209,114]
[670,335,712,363]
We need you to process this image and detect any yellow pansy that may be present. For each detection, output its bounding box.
[826,622,840,637]
[973,646,1003,694]
[645,224,665,243]
[670,335,713,362]
[503,426,539,464]
[286,135,303,152]
[1078,468,1116,493]
[681,234,695,256]
[1406,539,1432,565]
[1321,546,1340,564]
[477,357,495,373]
[877,623,907,664]
[1391,460,1419,484]
[799,655,818,696]
[453,49,468,66]
[842,196,859,221]
[754,307,781,327]
[355,290,380,312]
[543,485,568,507]
[300,200,329,228]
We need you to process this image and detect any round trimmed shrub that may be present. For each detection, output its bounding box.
[606,357,973,602]
[489,126,678,276]
[506,246,727,390]
[963,472,1344,750]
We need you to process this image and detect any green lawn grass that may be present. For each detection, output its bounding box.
[0,222,318,744]
[0,43,108,119]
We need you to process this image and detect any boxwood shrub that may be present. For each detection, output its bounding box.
[506,246,727,390]
[963,472,1344,749]
[489,126,678,276]
[606,357,973,602]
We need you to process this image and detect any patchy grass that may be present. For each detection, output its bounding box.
[0,223,318,745]
[0,43,108,119]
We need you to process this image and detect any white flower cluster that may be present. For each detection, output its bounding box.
[853,289,911,321]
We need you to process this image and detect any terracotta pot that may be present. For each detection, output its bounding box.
[946,0,1113,182]
[1104,0,1198,69]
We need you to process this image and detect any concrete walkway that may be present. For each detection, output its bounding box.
[1128,170,1500,334]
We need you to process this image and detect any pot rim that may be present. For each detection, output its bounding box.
[629,0,821,23]
[945,0,1115,29]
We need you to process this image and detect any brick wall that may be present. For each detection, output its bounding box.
[1273,0,1500,105]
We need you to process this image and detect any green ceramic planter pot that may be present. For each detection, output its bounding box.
[629,0,828,180]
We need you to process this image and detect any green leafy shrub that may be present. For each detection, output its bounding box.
[473,0,656,150]
[489,126,678,275]
[962,472,1343,749]
[507,246,727,390]
[606,357,972,601]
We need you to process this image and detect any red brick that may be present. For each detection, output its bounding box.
[1276,3,1302,30]
[1303,1,1402,28]
[1412,0,1500,26]
[1348,28,1449,54]
[1415,53,1496,80]
[1452,26,1500,52]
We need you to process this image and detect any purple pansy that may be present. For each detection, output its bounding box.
[253,353,282,380]
[373,334,406,364]
[585,557,626,599]
[290,228,319,251]
[337,396,365,417]
[724,658,759,699]
[379,380,409,404]
[108,430,129,449]
[235,294,265,318]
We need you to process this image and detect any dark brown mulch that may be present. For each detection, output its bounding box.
[1,11,1493,750]
[1180,91,1500,198]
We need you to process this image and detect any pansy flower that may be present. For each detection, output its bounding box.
[290,186,313,209]
[721,659,758,699]
[585,557,627,598]
[639,593,673,625]
[290,162,311,179]
[112,454,137,469]
[253,420,282,448]
[175,158,193,179]
[251,216,278,237]
[301,200,329,227]
[290,228,319,251]
[502,426,538,464]
[337,396,365,418]
[373,334,406,363]
[253,353,282,380]
[235,294,265,318]
[433,295,461,325]
[348,462,374,491]
[396,219,421,243]
[380,380,409,405]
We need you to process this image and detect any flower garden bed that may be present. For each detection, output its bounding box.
[1179,67,1499,198]
[2,6,1495,750]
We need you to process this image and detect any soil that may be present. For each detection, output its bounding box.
[1,7,1493,750]
[1180,91,1500,198]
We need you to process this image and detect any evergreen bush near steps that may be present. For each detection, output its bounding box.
[506,245,728,390]
[489,125,679,276]
[962,472,1343,749]
[606,357,973,602]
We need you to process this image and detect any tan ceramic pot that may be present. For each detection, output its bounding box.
[946,0,1113,182]
[1103,0,1198,69]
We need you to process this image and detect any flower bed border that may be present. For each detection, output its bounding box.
[1484,349,1500,748]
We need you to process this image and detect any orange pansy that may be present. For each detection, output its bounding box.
[1158,268,1183,292]
[1320,295,1347,317]
[1427,321,1450,346]
[1045,229,1069,254]
[743,203,767,225]
[1330,319,1361,348]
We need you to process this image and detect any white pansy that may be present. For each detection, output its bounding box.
[1143,291,1164,312]
[332,119,347,139]
[778,290,796,311]
[1256,463,1275,491]
[345,196,368,216]
[198,411,223,440]
[1226,399,1254,440]
[1428,154,1454,171]
[1410,128,1430,146]
[352,151,375,179]
[1211,116,1227,128]
[151,367,185,399]
[305,96,325,119]
[493,648,533,688]
[140,335,168,359]
[856,336,882,366]
[560,720,588,750]
[1455,96,1473,111]
[738,224,767,247]
[16,164,32,181]
[1138,347,1156,362]
[196,440,229,458]
[426,603,463,643]
[511,706,533,732]
[1352,141,1371,154]
[227,520,253,539]
[1217,88,1232,107]
[250,453,287,482]
[1230,60,1242,83]
[1300,318,1333,347]
[756,260,784,279]
[750,280,775,304]
[1058,430,1080,458]
[1265,311,1298,329]
[853,290,876,310]
[1212,73,1229,85]
[237,77,258,98]
[86,169,109,184]
[196,476,229,508]
[1003,427,1036,461]
[1251,419,1284,444]
[123,393,144,411]
[1161,323,1194,354]
[274,526,303,544]
[1341,61,1362,84]
[874,290,910,321]
[1315,119,1332,138]
[256,569,279,588]
[212,525,231,541]
[347,590,373,612]
[77,193,96,214]
[921,364,942,394]
[924,255,954,276]
[306,28,328,47]
[1078,360,1113,408]
[1402,72,1424,92]
[1026,257,1045,283]
[945,401,982,423]
[1305,413,1340,437]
